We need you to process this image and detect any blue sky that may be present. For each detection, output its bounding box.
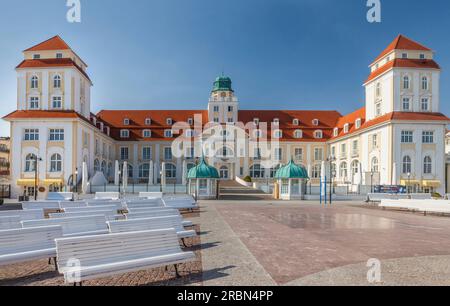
[1,0,450,135]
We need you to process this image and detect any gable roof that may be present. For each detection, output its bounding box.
[373,35,432,64]
[24,35,71,52]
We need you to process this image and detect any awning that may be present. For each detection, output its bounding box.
[400,179,421,186]
[16,179,38,186]
[43,179,64,186]
[422,180,441,188]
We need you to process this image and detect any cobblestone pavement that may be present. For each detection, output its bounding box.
[0,211,202,286]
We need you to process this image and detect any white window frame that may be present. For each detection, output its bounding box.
[120,147,129,160]
[120,130,130,138]
[314,130,323,139]
[24,129,39,141]
[29,96,40,109]
[142,130,152,138]
[164,130,173,138]
[51,96,62,109]
[49,129,64,141]
[164,147,172,160]
[401,131,414,143]
[142,147,152,160]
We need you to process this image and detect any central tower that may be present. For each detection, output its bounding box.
[208,75,239,124]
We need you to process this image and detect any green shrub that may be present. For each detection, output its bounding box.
[432,192,442,199]
[243,176,252,183]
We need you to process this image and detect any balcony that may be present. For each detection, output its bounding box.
[0,146,9,153]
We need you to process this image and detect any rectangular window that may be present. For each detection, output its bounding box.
[341,144,347,157]
[29,97,39,109]
[401,131,414,143]
[213,106,219,112]
[142,147,152,160]
[120,130,129,138]
[375,102,381,117]
[274,148,282,161]
[56,53,63,59]
[295,148,303,160]
[331,146,336,158]
[419,53,425,60]
[52,96,62,109]
[402,97,411,111]
[372,134,378,148]
[24,129,39,141]
[422,131,434,144]
[33,54,41,59]
[352,140,359,155]
[143,130,151,138]
[421,98,429,111]
[49,129,64,141]
[314,148,323,161]
[164,130,173,138]
[254,148,261,160]
[213,118,219,123]
[164,147,172,160]
[402,53,408,59]
[228,106,233,112]
[120,147,129,160]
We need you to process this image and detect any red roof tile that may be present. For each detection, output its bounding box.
[373,35,432,64]
[365,59,440,84]
[24,36,71,52]
[16,58,92,83]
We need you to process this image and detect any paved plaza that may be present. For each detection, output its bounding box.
[2,200,450,286]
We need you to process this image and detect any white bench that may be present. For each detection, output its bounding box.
[163,197,197,210]
[50,210,121,222]
[139,192,163,199]
[0,216,22,230]
[56,229,196,285]
[22,201,60,210]
[0,209,45,221]
[22,216,109,238]
[47,192,73,201]
[108,216,197,245]
[0,225,63,268]
[59,201,88,209]
[367,193,407,202]
[126,209,193,228]
[95,192,120,200]
[64,205,119,214]
[125,200,164,210]
[380,200,450,215]
[410,194,432,200]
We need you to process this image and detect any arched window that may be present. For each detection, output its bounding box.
[402,156,412,174]
[351,160,359,175]
[250,164,265,178]
[31,76,39,89]
[94,159,100,172]
[25,154,37,172]
[165,163,176,178]
[421,77,428,91]
[270,165,281,178]
[371,157,379,173]
[50,154,62,172]
[139,163,150,178]
[101,161,106,174]
[423,156,432,174]
[403,76,410,89]
[53,75,61,88]
[312,164,321,179]
[340,162,348,179]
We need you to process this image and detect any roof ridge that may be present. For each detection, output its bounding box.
[24,35,71,52]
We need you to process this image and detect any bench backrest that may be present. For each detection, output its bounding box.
[125,201,164,210]
[94,192,120,200]
[0,216,22,230]
[126,209,180,220]
[64,205,118,213]
[139,192,163,199]
[49,210,119,221]
[410,194,432,200]
[108,216,184,234]
[0,209,45,221]
[56,228,181,270]
[47,192,73,201]
[0,225,62,254]
[22,216,108,236]
[22,201,60,210]
[59,202,89,209]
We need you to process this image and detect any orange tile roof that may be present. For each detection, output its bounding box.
[373,35,432,64]
[365,59,440,84]
[24,36,71,52]
[16,58,91,83]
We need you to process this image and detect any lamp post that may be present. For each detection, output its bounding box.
[31,156,42,201]
[407,172,411,194]
[370,170,374,193]
[75,168,79,194]
[118,170,121,194]
[327,156,336,205]
[160,170,163,192]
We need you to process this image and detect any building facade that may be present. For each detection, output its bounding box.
[3,35,449,199]
[0,137,10,184]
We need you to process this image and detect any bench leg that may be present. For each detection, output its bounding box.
[181,238,188,248]
[174,264,181,278]
[48,258,52,265]
[53,257,58,271]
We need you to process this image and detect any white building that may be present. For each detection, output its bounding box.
[3,35,450,199]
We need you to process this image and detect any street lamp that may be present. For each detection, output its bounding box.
[370,170,375,194]
[118,170,122,194]
[31,156,42,201]
[160,170,163,192]
[74,168,79,194]
[407,172,411,194]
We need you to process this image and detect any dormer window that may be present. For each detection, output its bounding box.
[344,124,350,134]
[273,118,280,125]
[294,130,303,139]
[293,119,299,126]
[386,56,391,62]
[402,53,408,59]
[56,53,63,59]
[142,130,151,138]
[355,118,362,129]
[314,130,323,139]
[253,118,260,125]
[420,53,425,60]
[333,128,339,137]
[164,130,173,138]
[312,119,319,126]
[120,130,129,138]
[145,118,152,125]
[187,118,194,125]
[33,54,41,59]
[123,118,130,126]
[105,126,110,136]
[166,118,173,125]
[273,129,283,139]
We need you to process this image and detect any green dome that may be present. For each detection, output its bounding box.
[187,158,220,179]
[212,75,233,92]
[275,160,309,179]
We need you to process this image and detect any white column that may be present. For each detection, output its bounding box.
[114,160,120,185]
[122,161,128,192]
[161,162,166,187]
[182,160,187,185]
[149,160,154,185]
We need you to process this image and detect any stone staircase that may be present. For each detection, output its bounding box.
[218,180,272,200]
